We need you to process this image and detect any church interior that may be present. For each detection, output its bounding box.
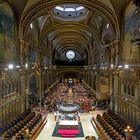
[0,0,140,140]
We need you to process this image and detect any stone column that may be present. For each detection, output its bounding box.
[0,106,2,126]
[84,66,88,83]
[20,71,26,112]
[18,40,25,65]
[138,75,140,123]
[24,42,29,65]
[132,105,136,124]
[37,69,42,108]
[110,74,115,111]
[135,71,140,124]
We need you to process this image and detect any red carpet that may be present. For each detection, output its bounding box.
[52,122,84,138]
[58,129,80,135]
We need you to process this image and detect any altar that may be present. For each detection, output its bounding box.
[56,103,80,121]
[58,120,79,130]
[53,103,84,138]
[59,120,78,126]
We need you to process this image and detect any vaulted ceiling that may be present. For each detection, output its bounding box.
[7,0,131,64]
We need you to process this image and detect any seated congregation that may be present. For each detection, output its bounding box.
[42,82,96,113]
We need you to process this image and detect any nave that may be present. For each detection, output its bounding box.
[0,0,140,140]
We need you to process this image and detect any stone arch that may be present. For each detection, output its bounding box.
[124,82,127,94]
[128,83,131,95]
[28,73,39,105]
[131,83,135,97]
[28,73,39,93]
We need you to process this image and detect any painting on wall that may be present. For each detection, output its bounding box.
[0,3,15,61]
[123,3,139,60]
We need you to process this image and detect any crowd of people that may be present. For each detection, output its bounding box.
[54,111,80,121]
[42,81,96,113]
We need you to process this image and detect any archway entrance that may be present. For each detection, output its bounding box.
[29,75,39,106]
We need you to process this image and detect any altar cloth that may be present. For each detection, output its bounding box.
[59,120,78,126]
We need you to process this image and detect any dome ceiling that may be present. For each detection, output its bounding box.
[52,4,88,21]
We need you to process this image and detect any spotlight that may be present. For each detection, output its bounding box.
[8,64,14,69]
[124,64,129,69]
[107,23,109,29]
[110,64,113,68]
[30,23,33,29]
[25,63,28,68]
[16,65,20,68]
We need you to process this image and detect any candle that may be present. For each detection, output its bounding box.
[26,128,29,134]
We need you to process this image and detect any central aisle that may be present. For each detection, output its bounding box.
[37,113,99,140]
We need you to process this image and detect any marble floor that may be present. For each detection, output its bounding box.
[36,110,105,140]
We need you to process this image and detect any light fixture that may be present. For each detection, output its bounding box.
[8,64,14,69]
[5,68,8,71]
[110,64,113,68]
[124,125,133,133]
[16,65,20,68]
[25,63,28,68]
[32,66,35,69]
[124,64,129,69]
[30,23,33,29]
[107,23,109,29]
[118,65,122,68]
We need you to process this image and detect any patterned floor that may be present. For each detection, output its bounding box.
[36,110,104,140]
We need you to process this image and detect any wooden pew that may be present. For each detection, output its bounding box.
[91,116,108,140]
[31,116,47,140]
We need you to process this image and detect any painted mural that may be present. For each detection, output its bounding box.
[123,3,139,60]
[0,3,15,61]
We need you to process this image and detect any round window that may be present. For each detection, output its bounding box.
[66,50,75,60]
